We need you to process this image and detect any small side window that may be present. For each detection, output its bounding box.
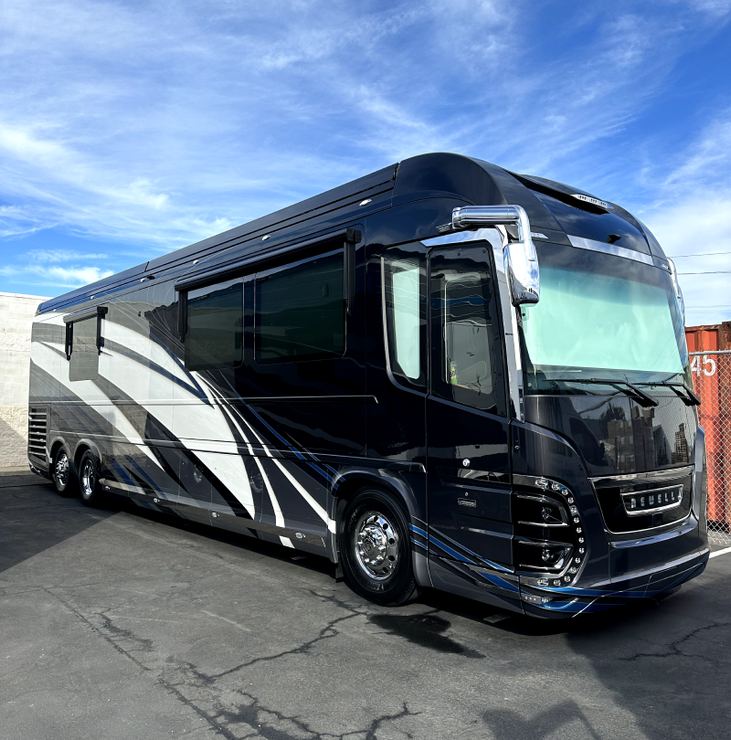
[255,251,344,364]
[383,252,426,389]
[185,278,243,370]
[68,314,102,382]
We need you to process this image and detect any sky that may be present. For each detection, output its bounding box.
[0,0,730,327]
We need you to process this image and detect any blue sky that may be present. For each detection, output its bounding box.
[1,0,730,326]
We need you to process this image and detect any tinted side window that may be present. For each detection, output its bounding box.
[256,252,344,363]
[69,316,99,382]
[384,251,426,389]
[430,246,505,414]
[185,278,243,370]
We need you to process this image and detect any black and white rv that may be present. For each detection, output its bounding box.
[28,153,709,618]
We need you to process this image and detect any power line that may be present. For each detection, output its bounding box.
[669,251,731,258]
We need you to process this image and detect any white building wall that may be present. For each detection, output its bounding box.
[0,292,49,467]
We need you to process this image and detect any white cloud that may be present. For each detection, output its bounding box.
[637,109,731,326]
[0,262,113,288]
[684,0,731,18]
[41,265,114,286]
[25,249,108,262]
[0,0,729,304]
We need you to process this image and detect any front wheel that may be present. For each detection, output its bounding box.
[339,489,419,606]
[78,450,105,506]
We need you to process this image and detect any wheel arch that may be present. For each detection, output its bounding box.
[73,438,104,473]
[49,436,67,465]
[332,469,423,526]
[331,468,430,588]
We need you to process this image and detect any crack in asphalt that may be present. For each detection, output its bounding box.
[619,620,731,662]
[96,608,156,654]
[42,585,420,740]
[207,590,366,680]
[212,691,418,740]
[43,588,239,740]
[362,703,419,740]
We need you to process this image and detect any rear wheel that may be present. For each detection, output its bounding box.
[79,450,104,506]
[52,446,75,496]
[339,488,419,606]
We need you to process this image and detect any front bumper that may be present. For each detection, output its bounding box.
[519,547,709,618]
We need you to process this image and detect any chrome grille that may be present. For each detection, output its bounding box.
[591,467,692,533]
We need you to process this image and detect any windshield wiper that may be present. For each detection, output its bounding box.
[647,380,701,406]
[549,378,659,408]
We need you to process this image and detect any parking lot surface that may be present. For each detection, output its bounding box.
[2,471,730,740]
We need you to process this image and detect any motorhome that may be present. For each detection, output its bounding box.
[28,153,708,617]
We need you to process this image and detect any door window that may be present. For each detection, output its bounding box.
[430,246,505,414]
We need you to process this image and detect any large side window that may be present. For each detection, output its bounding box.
[185,278,243,370]
[255,251,344,363]
[383,250,426,389]
[430,245,505,414]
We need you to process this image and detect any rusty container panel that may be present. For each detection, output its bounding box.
[685,322,731,531]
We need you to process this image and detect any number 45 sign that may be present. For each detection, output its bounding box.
[691,355,717,376]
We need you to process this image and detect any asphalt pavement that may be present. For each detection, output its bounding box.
[2,470,730,740]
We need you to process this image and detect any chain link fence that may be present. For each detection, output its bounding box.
[689,350,731,544]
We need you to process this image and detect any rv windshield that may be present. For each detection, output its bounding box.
[520,243,688,392]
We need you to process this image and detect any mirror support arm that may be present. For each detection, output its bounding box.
[449,205,540,307]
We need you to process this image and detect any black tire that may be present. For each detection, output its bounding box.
[78,450,104,506]
[339,488,419,606]
[51,445,75,496]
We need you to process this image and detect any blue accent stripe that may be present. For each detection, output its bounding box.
[526,561,707,613]
[409,523,428,539]
[126,456,164,495]
[428,535,474,564]
[429,525,512,573]
[243,405,337,486]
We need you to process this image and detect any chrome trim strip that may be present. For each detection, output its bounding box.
[602,511,693,538]
[567,235,655,266]
[422,228,497,247]
[491,228,525,421]
[518,521,570,529]
[589,465,693,485]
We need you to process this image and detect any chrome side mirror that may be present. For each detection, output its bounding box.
[451,205,540,306]
[667,258,686,324]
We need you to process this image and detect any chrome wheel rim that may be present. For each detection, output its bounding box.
[54,452,69,489]
[81,460,95,499]
[353,510,400,581]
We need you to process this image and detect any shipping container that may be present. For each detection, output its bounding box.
[686,322,731,531]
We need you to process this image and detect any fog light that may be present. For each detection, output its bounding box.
[521,593,552,605]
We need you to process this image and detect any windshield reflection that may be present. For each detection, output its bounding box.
[520,243,689,395]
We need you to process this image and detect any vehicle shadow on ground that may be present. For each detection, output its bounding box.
[0,474,117,573]
[109,494,339,579]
